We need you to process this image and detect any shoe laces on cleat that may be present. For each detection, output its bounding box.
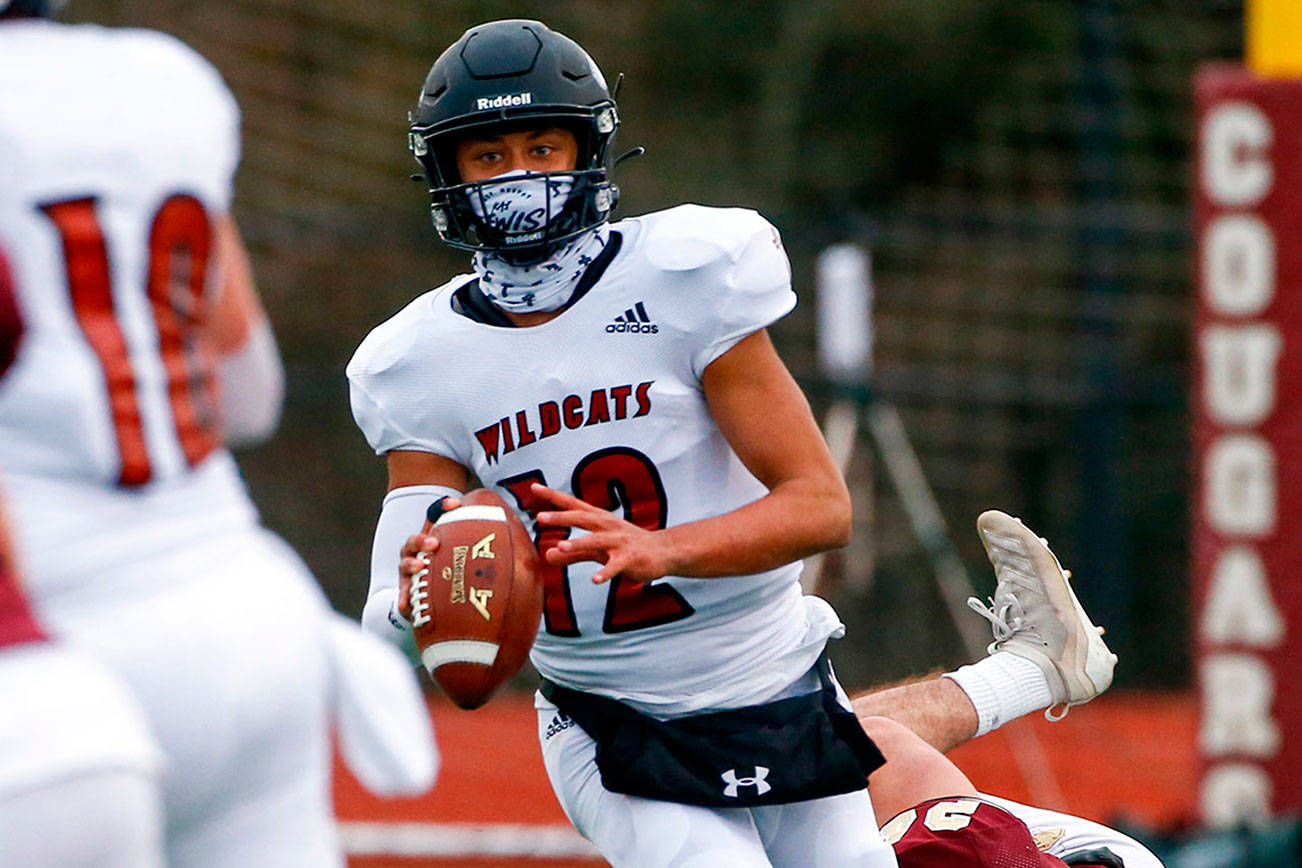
[967,593,1046,655]
[970,589,1078,721]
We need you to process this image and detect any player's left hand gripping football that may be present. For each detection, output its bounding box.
[396,495,461,624]
[531,483,673,584]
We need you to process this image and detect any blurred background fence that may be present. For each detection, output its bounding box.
[72,0,1245,692]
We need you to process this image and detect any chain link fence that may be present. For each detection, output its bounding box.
[70,0,1244,689]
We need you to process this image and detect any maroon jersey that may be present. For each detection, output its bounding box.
[0,246,45,650]
[884,797,1071,868]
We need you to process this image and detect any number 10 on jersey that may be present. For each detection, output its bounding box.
[39,194,219,487]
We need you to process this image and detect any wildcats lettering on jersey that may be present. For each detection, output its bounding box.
[474,381,653,464]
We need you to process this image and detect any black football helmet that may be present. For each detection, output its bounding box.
[0,0,67,17]
[408,19,621,263]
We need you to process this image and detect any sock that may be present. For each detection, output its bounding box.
[943,652,1055,737]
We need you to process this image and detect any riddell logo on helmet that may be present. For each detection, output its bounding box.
[476,92,533,111]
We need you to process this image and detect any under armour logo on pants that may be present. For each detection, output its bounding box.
[721,766,772,798]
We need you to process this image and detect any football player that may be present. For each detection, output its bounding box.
[357,19,1131,867]
[352,18,897,868]
[848,513,1160,867]
[862,716,1164,868]
[0,243,166,867]
[0,2,436,866]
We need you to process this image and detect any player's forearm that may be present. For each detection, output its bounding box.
[661,478,851,578]
[209,214,284,445]
[218,317,285,446]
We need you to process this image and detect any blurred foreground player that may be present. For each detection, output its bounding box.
[0,3,436,866]
[352,18,895,868]
[0,246,165,867]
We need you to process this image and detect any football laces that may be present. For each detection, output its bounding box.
[410,554,433,628]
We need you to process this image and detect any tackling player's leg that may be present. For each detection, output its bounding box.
[853,511,1117,752]
[859,716,981,826]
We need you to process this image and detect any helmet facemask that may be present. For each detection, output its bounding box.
[411,106,620,265]
[0,0,68,17]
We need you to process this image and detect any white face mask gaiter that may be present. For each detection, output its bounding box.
[468,170,610,314]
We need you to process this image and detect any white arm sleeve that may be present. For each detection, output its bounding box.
[219,318,285,447]
[361,483,464,645]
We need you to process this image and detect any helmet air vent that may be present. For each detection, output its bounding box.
[461,25,543,78]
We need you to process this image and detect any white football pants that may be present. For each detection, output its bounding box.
[0,769,164,868]
[537,697,899,868]
[38,528,344,868]
[0,642,165,867]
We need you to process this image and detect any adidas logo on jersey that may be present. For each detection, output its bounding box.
[544,712,577,740]
[607,302,659,334]
[476,92,533,111]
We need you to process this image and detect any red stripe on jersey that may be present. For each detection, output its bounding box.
[886,797,1069,868]
[0,249,47,647]
[0,543,46,650]
[147,194,219,469]
[40,198,152,487]
[0,246,22,378]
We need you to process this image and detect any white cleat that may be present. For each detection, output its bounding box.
[969,510,1118,720]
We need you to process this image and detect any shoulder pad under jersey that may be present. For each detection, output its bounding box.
[346,277,473,456]
[628,205,794,377]
[641,204,785,273]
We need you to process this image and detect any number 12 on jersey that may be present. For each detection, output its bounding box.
[500,447,694,637]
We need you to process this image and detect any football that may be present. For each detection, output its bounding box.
[410,489,542,709]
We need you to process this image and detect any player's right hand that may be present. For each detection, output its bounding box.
[396,496,460,623]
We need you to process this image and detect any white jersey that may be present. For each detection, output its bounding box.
[0,21,258,595]
[350,204,842,716]
[986,795,1165,867]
